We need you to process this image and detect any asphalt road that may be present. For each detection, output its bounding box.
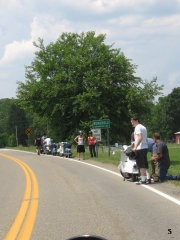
[0,149,180,240]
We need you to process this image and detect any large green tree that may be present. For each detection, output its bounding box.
[148,87,180,140]
[17,32,162,143]
[0,99,31,146]
[166,87,180,136]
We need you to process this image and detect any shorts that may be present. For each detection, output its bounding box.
[135,149,148,169]
[36,145,41,150]
[77,145,85,153]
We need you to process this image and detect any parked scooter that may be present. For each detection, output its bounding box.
[44,144,51,154]
[118,145,139,182]
[57,142,72,158]
[51,142,57,156]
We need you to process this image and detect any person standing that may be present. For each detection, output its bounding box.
[34,134,42,155]
[44,136,52,154]
[88,131,96,158]
[152,133,180,182]
[131,117,151,184]
[74,131,85,160]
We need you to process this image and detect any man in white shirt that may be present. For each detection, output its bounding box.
[44,136,52,154]
[131,117,151,184]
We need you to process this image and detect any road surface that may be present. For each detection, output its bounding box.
[0,149,180,240]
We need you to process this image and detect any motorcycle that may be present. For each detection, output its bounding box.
[118,145,139,182]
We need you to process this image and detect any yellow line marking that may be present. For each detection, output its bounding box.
[0,153,39,240]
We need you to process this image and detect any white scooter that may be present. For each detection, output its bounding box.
[57,142,72,158]
[118,145,139,182]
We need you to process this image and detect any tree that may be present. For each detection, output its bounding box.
[0,98,15,133]
[17,32,162,143]
[8,134,16,147]
[7,102,29,146]
[165,88,180,138]
[148,96,170,139]
[148,87,180,141]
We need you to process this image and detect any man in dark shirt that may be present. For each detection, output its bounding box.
[34,134,42,155]
[151,133,180,182]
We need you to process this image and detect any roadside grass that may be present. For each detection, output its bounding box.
[166,144,180,187]
[6,143,180,186]
[71,145,120,166]
[6,145,36,153]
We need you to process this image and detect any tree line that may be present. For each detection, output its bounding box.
[0,32,179,147]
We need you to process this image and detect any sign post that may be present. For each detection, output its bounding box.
[92,119,110,157]
[25,128,32,146]
[91,129,101,157]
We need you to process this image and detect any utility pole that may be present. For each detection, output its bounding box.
[107,128,110,157]
[15,126,18,146]
[47,121,49,135]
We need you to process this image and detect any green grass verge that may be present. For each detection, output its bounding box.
[6,145,36,153]
[71,145,120,166]
[166,145,180,187]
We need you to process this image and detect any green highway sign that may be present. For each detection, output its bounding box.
[93,119,110,129]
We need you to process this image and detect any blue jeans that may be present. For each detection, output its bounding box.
[160,164,178,181]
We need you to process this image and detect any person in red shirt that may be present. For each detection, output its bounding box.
[88,131,96,158]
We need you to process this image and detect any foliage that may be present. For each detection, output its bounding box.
[17,32,162,143]
[7,102,29,145]
[149,87,180,140]
[0,98,15,133]
[0,99,31,146]
[0,132,8,147]
[7,134,16,147]
[166,87,180,136]
[17,32,159,141]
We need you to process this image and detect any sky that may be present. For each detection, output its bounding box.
[0,0,180,99]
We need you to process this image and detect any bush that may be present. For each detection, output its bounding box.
[8,134,16,147]
[0,132,8,147]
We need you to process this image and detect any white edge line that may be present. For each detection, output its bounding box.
[142,184,180,205]
[2,149,180,206]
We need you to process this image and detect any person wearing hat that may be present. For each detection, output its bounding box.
[88,131,96,158]
[131,117,151,184]
[74,131,85,160]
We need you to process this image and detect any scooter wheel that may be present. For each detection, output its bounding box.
[131,175,137,182]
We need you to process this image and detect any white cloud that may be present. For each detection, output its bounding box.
[53,0,156,13]
[1,0,21,7]
[142,15,180,34]
[0,15,73,65]
[168,72,180,86]
[105,14,180,44]
[30,16,73,41]
[0,40,34,66]
[108,15,141,26]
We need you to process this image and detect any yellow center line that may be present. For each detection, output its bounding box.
[0,153,39,240]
